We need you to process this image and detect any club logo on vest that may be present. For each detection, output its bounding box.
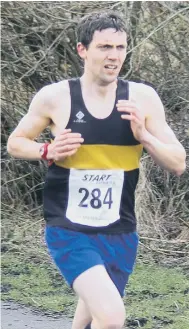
[74,111,86,123]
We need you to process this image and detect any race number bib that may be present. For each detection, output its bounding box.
[66,169,124,227]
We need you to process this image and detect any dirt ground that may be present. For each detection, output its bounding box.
[1,301,72,329]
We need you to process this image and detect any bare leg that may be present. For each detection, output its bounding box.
[73,265,126,329]
[72,298,92,329]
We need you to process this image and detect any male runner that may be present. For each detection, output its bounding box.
[7,12,186,329]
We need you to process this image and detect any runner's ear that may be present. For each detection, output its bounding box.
[77,42,87,60]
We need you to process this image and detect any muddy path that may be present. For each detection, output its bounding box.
[1,301,72,329]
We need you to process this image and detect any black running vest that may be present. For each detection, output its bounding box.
[43,78,143,234]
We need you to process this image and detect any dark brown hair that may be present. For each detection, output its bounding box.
[77,12,127,49]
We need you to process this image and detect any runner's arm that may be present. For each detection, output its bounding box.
[7,87,51,160]
[142,88,186,175]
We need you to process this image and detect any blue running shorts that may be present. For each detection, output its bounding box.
[45,226,139,297]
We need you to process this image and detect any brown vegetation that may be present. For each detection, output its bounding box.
[1,1,189,265]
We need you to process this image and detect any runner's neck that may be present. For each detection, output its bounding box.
[80,74,117,99]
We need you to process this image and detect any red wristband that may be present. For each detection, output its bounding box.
[40,143,53,166]
[40,143,50,160]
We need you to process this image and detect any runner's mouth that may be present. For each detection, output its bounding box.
[104,65,118,70]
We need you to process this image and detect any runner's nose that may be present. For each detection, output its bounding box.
[107,48,119,60]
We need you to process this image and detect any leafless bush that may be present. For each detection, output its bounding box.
[1,1,189,261]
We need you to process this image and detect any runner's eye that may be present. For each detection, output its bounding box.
[100,45,112,50]
[117,45,126,50]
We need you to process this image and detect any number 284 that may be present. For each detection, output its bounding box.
[78,187,113,209]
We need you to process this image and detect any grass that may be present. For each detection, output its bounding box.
[1,254,76,317]
[125,264,189,328]
[1,252,189,328]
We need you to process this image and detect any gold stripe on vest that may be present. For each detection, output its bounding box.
[54,144,143,171]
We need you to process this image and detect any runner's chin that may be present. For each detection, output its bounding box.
[102,68,119,83]
[100,73,118,84]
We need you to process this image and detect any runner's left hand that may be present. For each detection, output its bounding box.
[116,99,147,142]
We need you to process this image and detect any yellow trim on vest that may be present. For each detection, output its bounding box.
[55,144,143,171]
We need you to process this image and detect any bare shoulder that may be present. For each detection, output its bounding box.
[30,80,70,111]
[43,79,69,96]
[8,80,71,140]
[128,81,164,117]
[128,80,158,100]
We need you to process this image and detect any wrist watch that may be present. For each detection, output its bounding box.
[39,143,50,160]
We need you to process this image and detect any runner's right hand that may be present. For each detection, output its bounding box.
[47,129,84,161]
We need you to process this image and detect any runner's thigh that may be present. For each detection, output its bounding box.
[72,264,126,324]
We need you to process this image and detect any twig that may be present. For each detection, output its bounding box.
[178,217,189,229]
[140,242,188,254]
[140,236,188,244]
[19,28,66,80]
[154,248,188,254]
[159,1,189,24]
[2,173,31,186]
[127,6,189,55]
[31,298,41,307]
[178,96,189,103]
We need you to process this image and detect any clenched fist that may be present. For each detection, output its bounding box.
[47,129,84,161]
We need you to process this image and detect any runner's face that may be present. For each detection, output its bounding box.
[78,28,127,84]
